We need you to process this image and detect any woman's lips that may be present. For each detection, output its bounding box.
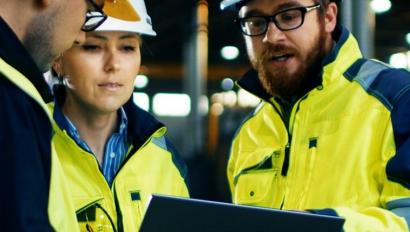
[98,82,123,91]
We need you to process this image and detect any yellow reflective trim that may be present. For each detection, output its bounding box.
[0,57,51,120]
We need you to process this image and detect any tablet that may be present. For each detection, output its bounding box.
[139,195,344,232]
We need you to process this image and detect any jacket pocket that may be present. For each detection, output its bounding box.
[233,151,283,207]
[75,197,116,232]
[234,169,277,205]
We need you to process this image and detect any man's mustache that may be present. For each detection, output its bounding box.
[260,44,297,61]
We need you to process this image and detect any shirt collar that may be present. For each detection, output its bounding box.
[118,107,128,135]
[52,85,129,150]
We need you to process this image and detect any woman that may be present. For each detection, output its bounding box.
[50,0,189,231]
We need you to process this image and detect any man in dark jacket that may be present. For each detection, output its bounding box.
[0,0,130,230]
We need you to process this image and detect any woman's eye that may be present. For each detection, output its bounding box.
[121,45,136,52]
[82,44,101,51]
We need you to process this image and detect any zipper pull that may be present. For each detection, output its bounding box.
[281,143,290,176]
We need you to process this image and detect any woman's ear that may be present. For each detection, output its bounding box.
[34,0,52,10]
[39,0,52,7]
[52,56,63,76]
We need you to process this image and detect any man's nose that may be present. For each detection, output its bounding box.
[263,22,286,44]
[74,31,86,45]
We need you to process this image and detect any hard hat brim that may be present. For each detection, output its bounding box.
[95,16,157,36]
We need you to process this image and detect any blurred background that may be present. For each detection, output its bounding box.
[130,0,410,202]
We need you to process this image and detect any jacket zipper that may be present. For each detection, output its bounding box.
[277,94,308,177]
[63,130,121,230]
[279,94,310,209]
[281,143,291,176]
[110,128,163,230]
[113,185,124,232]
[266,100,293,177]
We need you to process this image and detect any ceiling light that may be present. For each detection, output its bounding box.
[210,103,224,116]
[221,78,234,91]
[221,46,239,60]
[135,74,149,89]
[223,91,237,107]
[370,0,391,14]
[238,89,260,108]
[132,92,150,111]
[153,93,191,117]
[389,52,408,68]
[406,33,410,46]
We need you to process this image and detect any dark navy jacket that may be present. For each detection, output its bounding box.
[0,17,53,231]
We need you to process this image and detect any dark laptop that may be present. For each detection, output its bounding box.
[139,195,344,232]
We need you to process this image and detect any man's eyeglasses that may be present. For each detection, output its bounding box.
[235,4,321,36]
[82,0,107,32]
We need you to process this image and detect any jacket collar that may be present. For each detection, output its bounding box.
[0,17,52,102]
[237,68,272,101]
[237,25,360,99]
[123,97,165,150]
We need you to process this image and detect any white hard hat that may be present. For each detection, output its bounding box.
[98,0,156,36]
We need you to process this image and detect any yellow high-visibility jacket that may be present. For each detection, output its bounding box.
[50,95,190,232]
[0,58,79,231]
[228,26,410,232]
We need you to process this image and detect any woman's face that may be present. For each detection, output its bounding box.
[55,31,141,114]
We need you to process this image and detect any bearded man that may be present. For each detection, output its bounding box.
[221,0,410,231]
[0,0,133,230]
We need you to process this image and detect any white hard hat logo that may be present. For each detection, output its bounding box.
[97,0,157,36]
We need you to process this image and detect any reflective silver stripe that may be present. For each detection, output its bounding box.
[354,60,389,91]
[152,136,167,150]
[353,59,393,109]
[386,198,410,228]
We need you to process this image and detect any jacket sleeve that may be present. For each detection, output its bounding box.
[310,188,410,231]
[311,88,410,232]
[227,138,242,198]
[0,80,54,231]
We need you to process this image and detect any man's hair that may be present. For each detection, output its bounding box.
[318,0,331,10]
[320,0,340,5]
[317,0,340,23]
[317,0,336,17]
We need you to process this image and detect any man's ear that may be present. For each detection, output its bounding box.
[35,0,52,10]
[324,2,338,33]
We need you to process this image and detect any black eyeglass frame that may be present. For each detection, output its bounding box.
[82,0,107,32]
[235,4,321,36]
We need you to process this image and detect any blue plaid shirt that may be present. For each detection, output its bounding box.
[54,103,129,186]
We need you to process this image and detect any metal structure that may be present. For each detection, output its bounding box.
[183,0,209,158]
[342,0,375,58]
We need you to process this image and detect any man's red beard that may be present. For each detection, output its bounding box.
[252,27,327,100]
